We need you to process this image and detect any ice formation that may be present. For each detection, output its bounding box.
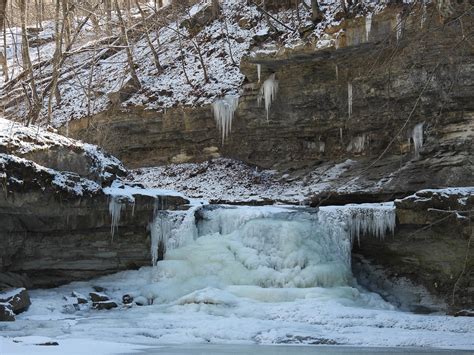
[257,64,261,83]
[319,203,396,246]
[258,74,279,121]
[366,13,373,41]
[146,205,352,300]
[150,203,199,265]
[348,82,353,118]
[146,204,396,294]
[108,196,123,240]
[150,211,172,266]
[347,134,366,153]
[212,95,239,144]
[410,123,424,158]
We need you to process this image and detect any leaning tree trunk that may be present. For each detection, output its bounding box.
[0,0,7,81]
[311,0,323,23]
[19,0,41,125]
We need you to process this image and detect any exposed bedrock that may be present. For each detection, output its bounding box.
[0,158,189,289]
[353,189,473,313]
[66,5,473,197]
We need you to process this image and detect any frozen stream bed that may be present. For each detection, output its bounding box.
[1,205,473,354]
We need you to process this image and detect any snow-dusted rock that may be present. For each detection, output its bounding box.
[0,288,31,315]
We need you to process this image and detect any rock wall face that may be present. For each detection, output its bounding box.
[0,185,188,288]
[67,5,473,194]
[354,189,473,313]
[0,120,190,289]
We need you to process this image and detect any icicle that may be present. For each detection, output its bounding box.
[150,203,200,266]
[319,141,326,153]
[318,203,396,247]
[258,74,279,121]
[346,205,396,246]
[396,13,402,42]
[365,13,373,42]
[411,123,424,158]
[346,135,366,153]
[109,196,123,240]
[257,64,261,83]
[339,128,343,143]
[66,121,69,137]
[335,64,339,81]
[347,82,353,118]
[150,211,172,266]
[212,95,239,144]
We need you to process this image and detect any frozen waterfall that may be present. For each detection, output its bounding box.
[258,74,279,121]
[212,95,239,144]
[150,203,199,266]
[145,203,396,298]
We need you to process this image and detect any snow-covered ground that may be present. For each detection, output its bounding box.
[1,204,472,354]
[129,158,358,204]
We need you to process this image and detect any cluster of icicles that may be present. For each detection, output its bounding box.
[212,66,279,144]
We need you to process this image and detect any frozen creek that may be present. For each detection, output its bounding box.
[1,205,473,354]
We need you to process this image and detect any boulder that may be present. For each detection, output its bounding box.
[0,288,31,314]
[0,303,15,321]
[93,301,118,310]
[72,291,88,304]
[89,292,110,303]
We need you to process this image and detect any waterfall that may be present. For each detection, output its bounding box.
[212,95,239,144]
[258,74,279,121]
[142,203,397,304]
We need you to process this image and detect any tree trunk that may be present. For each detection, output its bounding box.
[19,0,41,125]
[114,0,141,88]
[311,0,323,23]
[0,0,7,82]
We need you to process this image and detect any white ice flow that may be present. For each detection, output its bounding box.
[212,95,239,144]
[1,204,473,353]
[258,74,279,121]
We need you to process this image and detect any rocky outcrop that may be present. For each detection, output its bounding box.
[0,120,190,288]
[0,175,189,287]
[0,118,126,186]
[66,5,473,200]
[353,188,473,313]
[0,288,31,321]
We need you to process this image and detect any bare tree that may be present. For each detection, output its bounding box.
[0,0,7,81]
[114,0,141,88]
